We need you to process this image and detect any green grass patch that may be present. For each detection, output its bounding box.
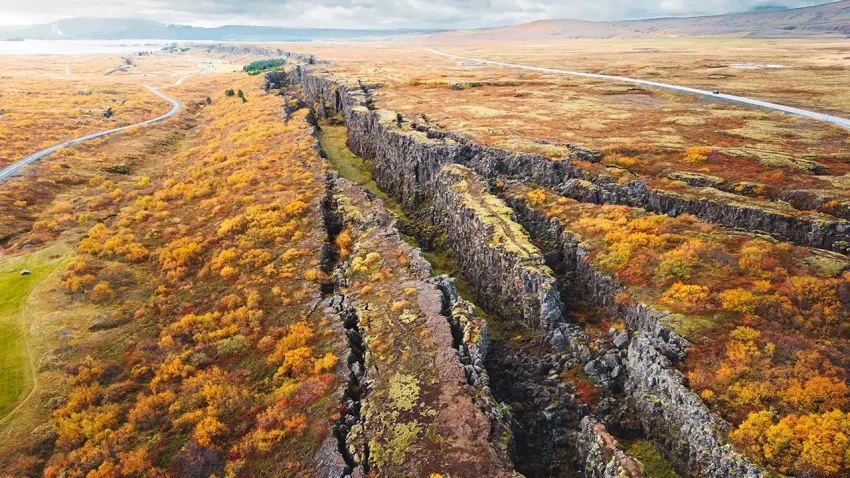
[0,244,72,419]
[623,438,680,478]
[318,123,405,217]
[0,321,27,421]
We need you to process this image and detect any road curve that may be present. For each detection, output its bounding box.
[0,85,182,182]
[427,49,850,131]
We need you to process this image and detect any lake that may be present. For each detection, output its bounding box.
[0,39,204,55]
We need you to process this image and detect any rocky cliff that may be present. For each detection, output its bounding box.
[282,65,849,255]
[276,66,765,477]
[506,194,763,477]
[430,165,564,331]
[627,337,762,477]
[290,67,565,331]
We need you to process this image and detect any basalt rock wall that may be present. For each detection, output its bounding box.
[627,337,762,477]
[431,165,564,331]
[291,67,564,331]
[283,66,849,254]
[505,195,763,477]
[281,67,764,477]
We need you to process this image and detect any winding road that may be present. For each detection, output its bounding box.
[427,49,850,131]
[0,85,182,182]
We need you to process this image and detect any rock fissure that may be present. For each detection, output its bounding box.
[504,193,764,477]
[277,65,766,477]
[279,66,849,254]
[319,177,370,477]
[282,67,654,477]
[319,171,517,476]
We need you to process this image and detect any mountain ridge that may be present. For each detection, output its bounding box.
[0,17,447,41]
[429,0,850,40]
[3,2,849,42]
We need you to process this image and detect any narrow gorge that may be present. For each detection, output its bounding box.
[266,51,848,477]
[265,63,777,477]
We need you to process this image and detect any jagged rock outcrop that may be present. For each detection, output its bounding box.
[263,71,287,91]
[576,417,642,478]
[324,175,516,477]
[505,194,763,477]
[431,275,492,389]
[627,337,762,477]
[430,165,564,331]
[506,196,688,360]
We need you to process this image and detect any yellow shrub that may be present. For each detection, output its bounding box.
[526,189,547,205]
[683,146,712,164]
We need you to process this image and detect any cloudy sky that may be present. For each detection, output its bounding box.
[0,0,837,29]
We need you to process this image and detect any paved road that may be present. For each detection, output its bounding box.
[0,86,181,182]
[427,49,850,131]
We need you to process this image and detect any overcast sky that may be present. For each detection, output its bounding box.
[0,0,838,29]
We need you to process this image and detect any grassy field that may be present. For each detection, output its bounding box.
[319,122,404,213]
[0,243,72,419]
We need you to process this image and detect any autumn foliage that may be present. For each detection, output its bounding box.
[5,77,345,477]
[516,186,850,476]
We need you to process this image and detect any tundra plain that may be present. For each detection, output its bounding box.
[0,33,849,478]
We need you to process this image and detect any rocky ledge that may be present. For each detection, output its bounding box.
[576,417,642,478]
[323,175,516,477]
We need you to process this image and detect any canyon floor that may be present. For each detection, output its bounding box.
[0,37,849,478]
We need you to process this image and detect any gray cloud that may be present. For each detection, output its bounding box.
[0,0,837,28]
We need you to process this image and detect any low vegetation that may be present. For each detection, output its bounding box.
[1,75,349,476]
[291,43,850,220]
[3,39,850,478]
[0,81,170,168]
[243,59,287,73]
[513,185,850,475]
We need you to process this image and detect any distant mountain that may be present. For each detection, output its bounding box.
[428,0,850,41]
[0,17,447,41]
[745,5,791,13]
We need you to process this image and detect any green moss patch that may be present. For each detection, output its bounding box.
[622,439,680,478]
